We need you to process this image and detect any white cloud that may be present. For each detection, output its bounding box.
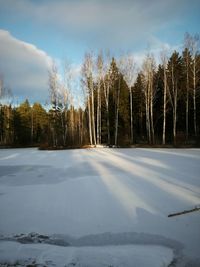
[131,38,182,71]
[0,0,199,49]
[0,30,53,103]
[0,0,197,104]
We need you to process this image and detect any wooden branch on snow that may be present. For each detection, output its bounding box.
[168,206,200,217]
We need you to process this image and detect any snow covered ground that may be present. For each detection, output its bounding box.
[0,148,199,266]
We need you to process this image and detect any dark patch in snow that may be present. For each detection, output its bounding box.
[0,163,98,187]
[0,231,183,251]
[0,232,186,266]
[0,259,54,266]
[1,232,200,266]
[74,232,183,253]
[0,166,21,177]
[0,233,70,247]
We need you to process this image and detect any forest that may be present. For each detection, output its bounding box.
[0,33,200,148]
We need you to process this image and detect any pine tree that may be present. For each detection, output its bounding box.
[133,73,146,142]
[15,100,32,144]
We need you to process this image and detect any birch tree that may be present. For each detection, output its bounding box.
[115,72,120,146]
[167,51,182,145]
[62,60,73,145]
[142,54,156,144]
[186,33,200,136]
[81,53,96,145]
[0,77,13,145]
[119,54,135,143]
[160,50,169,145]
[96,52,103,145]
[182,46,192,141]
[49,61,69,146]
[102,53,112,145]
[48,62,59,146]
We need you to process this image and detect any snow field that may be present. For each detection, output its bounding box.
[0,148,200,266]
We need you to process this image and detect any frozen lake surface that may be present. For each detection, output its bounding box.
[0,148,199,266]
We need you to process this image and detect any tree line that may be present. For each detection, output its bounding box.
[0,33,200,148]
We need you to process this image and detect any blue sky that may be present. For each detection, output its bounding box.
[0,0,199,104]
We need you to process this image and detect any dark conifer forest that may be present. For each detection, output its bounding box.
[0,34,200,148]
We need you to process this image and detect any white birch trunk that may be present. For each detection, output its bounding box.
[103,80,110,145]
[150,76,154,144]
[193,57,197,136]
[91,82,96,146]
[162,67,167,145]
[130,88,133,143]
[96,80,100,145]
[87,95,93,145]
[186,53,189,141]
[114,77,120,146]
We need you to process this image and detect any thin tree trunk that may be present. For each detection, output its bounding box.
[162,67,167,145]
[140,110,143,138]
[31,109,34,144]
[79,110,83,146]
[99,92,101,144]
[193,58,197,136]
[70,106,74,144]
[64,110,67,146]
[173,105,177,145]
[173,84,177,145]
[145,87,151,144]
[104,81,110,145]
[60,112,65,146]
[130,88,133,143]
[81,111,84,145]
[115,77,120,146]
[186,89,189,141]
[150,78,154,144]
[146,79,151,144]
[78,109,81,145]
[106,103,110,145]
[186,54,189,141]
[52,113,56,147]
[97,81,100,145]
[88,96,93,145]
[91,83,96,146]
[171,64,177,145]
[5,106,8,144]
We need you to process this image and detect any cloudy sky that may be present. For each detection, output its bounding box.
[0,0,199,104]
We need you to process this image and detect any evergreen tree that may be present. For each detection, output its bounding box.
[32,103,48,143]
[15,100,32,144]
[132,73,146,142]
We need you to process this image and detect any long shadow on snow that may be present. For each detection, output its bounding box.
[95,149,200,198]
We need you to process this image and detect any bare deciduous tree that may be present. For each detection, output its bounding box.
[185,33,200,136]
[183,34,193,141]
[96,52,103,145]
[142,54,156,144]
[102,52,112,145]
[81,53,96,145]
[119,54,136,144]
[160,49,169,145]
[167,52,182,145]
[49,61,70,146]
